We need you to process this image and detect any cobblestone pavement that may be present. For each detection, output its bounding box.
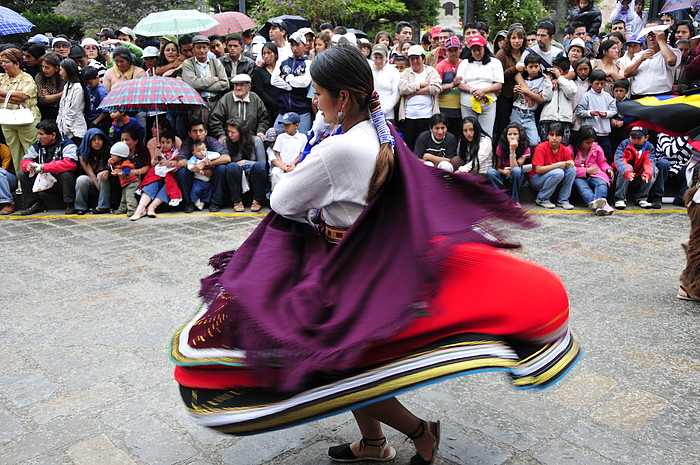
[1,205,699,465]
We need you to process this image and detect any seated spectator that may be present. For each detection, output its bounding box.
[613,126,656,209]
[220,34,256,86]
[399,45,442,150]
[451,115,493,175]
[271,112,306,191]
[540,56,576,145]
[486,122,532,207]
[624,25,681,97]
[571,126,615,215]
[108,110,144,145]
[75,128,112,214]
[511,53,548,149]
[530,122,576,209]
[224,118,267,212]
[575,69,618,161]
[653,132,696,207]
[565,0,602,41]
[209,74,269,143]
[35,53,64,121]
[17,120,79,215]
[187,140,220,211]
[414,114,458,170]
[0,143,16,214]
[103,46,147,93]
[175,121,231,213]
[146,117,182,161]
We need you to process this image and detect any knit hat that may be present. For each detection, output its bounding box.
[110,142,130,158]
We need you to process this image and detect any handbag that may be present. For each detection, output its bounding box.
[0,91,35,126]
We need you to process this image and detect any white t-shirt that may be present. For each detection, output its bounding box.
[630,48,682,96]
[456,59,505,108]
[273,131,307,164]
[404,69,434,119]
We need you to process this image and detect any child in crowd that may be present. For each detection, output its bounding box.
[271,112,306,191]
[136,130,182,209]
[572,57,591,132]
[109,141,141,216]
[452,116,493,175]
[575,69,617,161]
[572,125,615,215]
[540,55,576,145]
[108,110,144,145]
[511,53,548,149]
[610,79,637,154]
[187,139,220,210]
[613,126,656,209]
[486,123,532,208]
[83,67,108,131]
[530,122,576,209]
[393,56,408,73]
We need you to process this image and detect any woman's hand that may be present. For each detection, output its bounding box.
[97,171,109,182]
[472,87,486,100]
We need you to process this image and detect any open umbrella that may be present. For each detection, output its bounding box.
[346,28,368,39]
[0,6,34,36]
[660,0,700,13]
[133,9,219,37]
[258,15,310,40]
[204,12,257,36]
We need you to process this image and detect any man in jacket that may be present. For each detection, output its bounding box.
[182,35,230,124]
[208,74,269,142]
[219,34,256,86]
[270,31,312,134]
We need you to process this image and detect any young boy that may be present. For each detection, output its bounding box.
[137,131,182,207]
[540,55,576,146]
[271,112,306,191]
[83,67,108,131]
[393,56,408,73]
[613,126,656,209]
[575,69,617,161]
[109,141,141,216]
[610,79,637,153]
[530,122,576,209]
[187,139,220,210]
[511,53,548,148]
[108,110,144,145]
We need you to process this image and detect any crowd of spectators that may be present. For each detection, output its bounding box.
[0,2,699,218]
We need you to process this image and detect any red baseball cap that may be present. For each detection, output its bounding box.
[468,35,487,48]
[430,26,442,38]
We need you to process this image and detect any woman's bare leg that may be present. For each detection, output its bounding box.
[133,193,152,216]
[147,197,164,215]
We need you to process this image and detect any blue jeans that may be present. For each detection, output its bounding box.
[574,177,608,205]
[140,179,169,203]
[486,167,525,203]
[175,164,227,208]
[509,109,539,148]
[530,167,576,203]
[614,167,658,201]
[75,174,111,210]
[0,168,17,204]
[191,178,212,203]
[226,160,267,203]
[651,158,670,199]
[274,112,312,135]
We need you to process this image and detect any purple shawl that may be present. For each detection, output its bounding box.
[200,124,533,390]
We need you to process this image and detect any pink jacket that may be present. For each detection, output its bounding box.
[573,142,612,186]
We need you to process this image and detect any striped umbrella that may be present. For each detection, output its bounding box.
[204,12,257,36]
[98,76,207,113]
[0,6,34,36]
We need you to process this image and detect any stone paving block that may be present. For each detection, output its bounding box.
[0,349,25,375]
[439,427,513,465]
[218,424,318,465]
[647,404,700,456]
[67,433,136,465]
[132,318,178,348]
[171,404,234,447]
[62,352,142,391]
[548,370,617,411]
[0,370,58,408]
[0,407,26,444]
[13,318,72,347]
[28,381,126,424]
[531,438,614,465]
[561,419,668,464]
[119,415,198,463]
[590,387,668,431]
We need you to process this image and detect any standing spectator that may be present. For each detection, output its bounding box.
[251,43,281,128]
[674,39,692,92]
[613,126,655,209]
[391,21,413,60]
[435,37,464,137]
[0,143,16,214]
[224,118,267,212]
[630,0,648,35]
[156,40,184,77]
[517,20,564,73]
[141,46,160,75]
[624,26,681,97]
[566,38,587,69]
[591,40,625,96]
[610,0,637,34]
[208,35,226,59]
[486,123,531,207]
[564,21,595,53]
[209,74,269,143]
[571,125,615,215]
[266,18,292,65]
[398,45,442,150]
[540,56,576,145]
[530,123,576,209]
[565,0,602,41]
[51,37,72,60]
[220,34,256,86]
[511,54,548,148]
[617,35,644,70]
[314,32,332,55]
[575,70,618,160]
[456,35,504,138]
[270,31,313,134]
[103,46,147,92]
[21,43,45,79]
[107,110,144,145]
[572,57,592,132]
[371,44,401,123]
[35,53,64,121]
[182,35,230,124]
[56,58,88,146]
[495,25,527,141]
[0,48,41,175]
[75,128,112,214]
[17,119,79,215]
[83,67,108,131]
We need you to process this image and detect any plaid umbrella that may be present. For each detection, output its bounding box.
[0,6,34,36]
[204,12,257,36]
[98,76,207,113]
[133,9,219,37]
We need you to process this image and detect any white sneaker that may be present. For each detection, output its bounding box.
[536,199,556,209]
[194,199,204,210]
[557,201,574,210]
[614,200,626,209]
[589,198,607,210]
[637,200,652,208]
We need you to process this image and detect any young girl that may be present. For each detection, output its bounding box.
[572,57,591,132]
[451,116,493,175]
[57,58,89,146]
[374,31,391,48]
[572,125,615,215]
[486,123,531,207]
[530,122,576,209]
[511,53,547,149]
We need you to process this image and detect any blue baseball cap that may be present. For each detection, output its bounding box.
[29,34,49,47]
[280,112,300,125]
[625,34,644,45]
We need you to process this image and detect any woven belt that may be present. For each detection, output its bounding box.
[321,223,348,245]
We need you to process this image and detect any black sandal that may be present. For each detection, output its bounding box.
[406,419,441,465]
[328,436,396,462]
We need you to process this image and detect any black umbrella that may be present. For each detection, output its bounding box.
[258,15,310,41]
[345,28,368,39]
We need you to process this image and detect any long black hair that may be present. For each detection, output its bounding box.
[458,115,489,172]
[61,58,90,116]
[497,122,529,160]
[225,117,254,159]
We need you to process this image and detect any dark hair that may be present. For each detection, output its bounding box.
[537,20,556,37]
[158,41,179,67]
[548,122,564,137]
[160,130,176,142]
[121,126,142,142]
[575,57,592,78]
[208,34,225,44]
[393,56,408,65]
[476,22,489,34]
[421,32,431,46]
[503,25,526,56]
[179,34,194,46]
[69,45,86,59]
[396,21,411,34]
[459,116,489,172]
[611,19,626,27]
[468,41,492,64]
[574,125,598,150]
[333,25,348,35]
[429,113,449,127]
[154,115,172,131]
[608,32,625,43]
[374,31,391,45]
[524,53,541,66]
[192,139,206,149]
[41,52,62,68]
[311,45,393,200]
[464,22,479,32]
[671,20,695,46]
[596,39,619,59]
[37,119,60,136]
[189,120,206,131]
[226,34,243,46]
[262,42,279,61]
[319,23,333,31]
[82,66,98,81]
[526,30,537,36]
[225,117,254,158]
[589,69,607,82]
[316,32,332,51]
[498,123,529,159]
[571,21,586,30]
[613,78,629,91]
[552,55,571,71]
[112,45,134,65]
[61,58,91,116]
[25,43,45,60]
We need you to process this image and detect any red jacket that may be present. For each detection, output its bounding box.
[614,144,653,179]
[20,136,78,174]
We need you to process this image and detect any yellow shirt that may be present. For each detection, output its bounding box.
[0,71,40,119]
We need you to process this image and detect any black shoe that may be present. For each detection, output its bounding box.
[76,209,87,215]
[651,200,662,209]
[184,204,195,213]
[673,198,686,207]
[19,201,46,216]
[90,207,111,214]
[209,204,221,212]
[65,206,77,215]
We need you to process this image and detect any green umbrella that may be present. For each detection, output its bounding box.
[133,9,218,37]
